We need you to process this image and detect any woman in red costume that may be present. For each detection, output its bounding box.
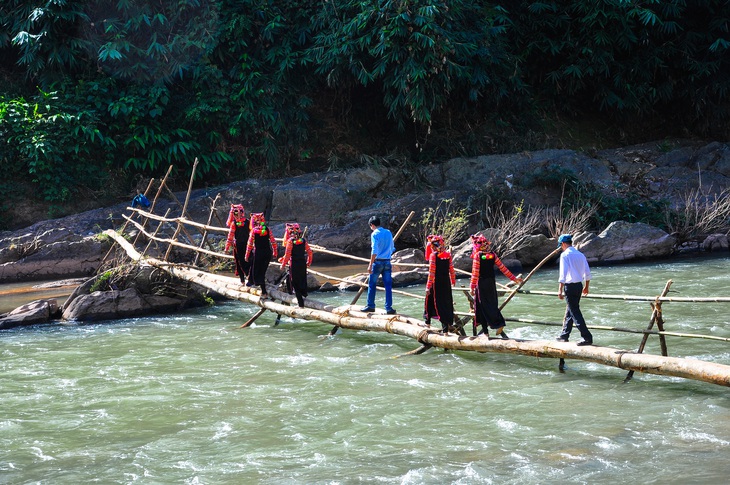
[469,234,522,338]
[245,213,278,297]
[224,204,251,285]
[424,234,456,333]
[279,223,313,308]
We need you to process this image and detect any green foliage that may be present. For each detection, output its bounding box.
[1,0,729,217]
[420,198,470,248]
[310,1,518,135]
[0,90,116,203]
[508,0,730,131]
[90,270,113,293]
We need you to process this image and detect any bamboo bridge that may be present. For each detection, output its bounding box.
[101,164,730,388]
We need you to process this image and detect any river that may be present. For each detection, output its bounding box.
[1,255,729,484]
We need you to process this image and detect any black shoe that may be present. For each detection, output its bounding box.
[556,337,569,342]
[499,330,509,339]
[576,340,593,346]
[386,309,397,315]
[360,307,375,312]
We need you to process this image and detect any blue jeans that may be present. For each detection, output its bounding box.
[559,282,593,342]
[366,260,393,311]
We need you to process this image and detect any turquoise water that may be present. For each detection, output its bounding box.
[1,256,729,484]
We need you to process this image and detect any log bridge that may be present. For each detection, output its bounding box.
[99,167,730,388]
[103,225,730,389]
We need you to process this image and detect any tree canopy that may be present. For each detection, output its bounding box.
[1,0,729,213]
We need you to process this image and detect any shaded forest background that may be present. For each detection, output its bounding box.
[1,0,729,230]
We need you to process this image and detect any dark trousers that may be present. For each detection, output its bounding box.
[559,283,593,342]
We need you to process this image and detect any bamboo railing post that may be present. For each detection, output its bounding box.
[655,301,669,357]
[98,177,155,272]
[193,194,221,267]
[141,208,172,258]
[133,165,174,247]
[331,211,415,335]
[460,287,477,336]
[165,158,198,261]
[625,280,673,382]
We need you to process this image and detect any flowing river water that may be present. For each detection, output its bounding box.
[1,255,729,484]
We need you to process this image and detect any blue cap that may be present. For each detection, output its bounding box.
[557,234,573,248]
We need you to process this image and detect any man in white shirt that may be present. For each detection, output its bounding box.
[555,234,593,346]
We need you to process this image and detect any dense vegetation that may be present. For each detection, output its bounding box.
[1,1,729,226]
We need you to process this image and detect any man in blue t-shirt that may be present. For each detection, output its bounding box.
[361,216,397,314]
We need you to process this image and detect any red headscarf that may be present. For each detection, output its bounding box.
[425,234,446,260]
[470,233,491,259]
[283,222,302,245]
[226,204,246,227]
[250,213,268,235]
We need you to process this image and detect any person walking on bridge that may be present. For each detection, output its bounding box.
[555,234,594,346]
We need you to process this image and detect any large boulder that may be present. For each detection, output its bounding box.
[62,288,189,321]
[578,221,677,263]
[514,234,559,267]
[0,299,60,330]
[0,232,105,282]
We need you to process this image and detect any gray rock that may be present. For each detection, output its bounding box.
[0,299,60,329]
[514,234,559,267]
[62,288,188,321]
[702,234,729,252]
[578,221,677,263]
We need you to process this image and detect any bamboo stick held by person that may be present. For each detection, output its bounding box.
[469,234,522,339]
[424,234,456,333]
[279,223,313,308]
[555,234,594,346]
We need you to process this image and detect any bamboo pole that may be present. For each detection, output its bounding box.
[127,208,228,233]
[141,208,172,258]
[307,243,474,277]
[123,214,234,260]
[165,158,198,261]
[504,317,730,342]
[132,164,173,247]
[513,289,730,303]
[240,307,267,328]
[98,178,156,272]
[103,229,730,388]
[499,248,560,310]
[193,193,221,267]
[626,280,673,381]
